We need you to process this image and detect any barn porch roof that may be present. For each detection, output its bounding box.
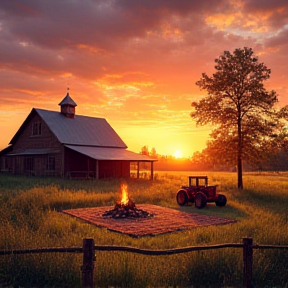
[65,145,157,162]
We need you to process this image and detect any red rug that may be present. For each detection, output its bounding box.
[62,204,236,237]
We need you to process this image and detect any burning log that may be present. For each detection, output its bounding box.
[102,184,153,219]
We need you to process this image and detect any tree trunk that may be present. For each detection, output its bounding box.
[237,116,244,189]
[237,153,243,189]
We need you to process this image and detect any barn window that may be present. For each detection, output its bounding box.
[24,157,34,171]
[32,122,42,136]
[47,156,55,170]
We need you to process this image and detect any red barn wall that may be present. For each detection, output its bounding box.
[64,148,96,177]
[99,160,130,178]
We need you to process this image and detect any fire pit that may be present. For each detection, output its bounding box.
[102,184,153,219]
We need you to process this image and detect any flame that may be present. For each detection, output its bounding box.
[120,184,129,205]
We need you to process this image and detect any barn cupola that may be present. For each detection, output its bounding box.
[59,91,77,119]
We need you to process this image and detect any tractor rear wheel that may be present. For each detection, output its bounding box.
[195,192,207,209]
[176,190,188,206]
[215,194,227,207]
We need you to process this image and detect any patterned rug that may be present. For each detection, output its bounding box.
[62,204,236,237]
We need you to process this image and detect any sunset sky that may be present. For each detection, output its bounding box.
[1,0,288,158]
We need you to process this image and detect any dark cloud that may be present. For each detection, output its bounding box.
[0,0,230,51]
[265,28,288,48]
[0,1,154,50]
[115,0,229,15]
[244,0,288,11]
[244,0,288,29]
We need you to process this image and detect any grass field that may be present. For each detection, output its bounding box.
[0,171,288,287]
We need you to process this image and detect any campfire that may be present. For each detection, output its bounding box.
[102,184,153,219]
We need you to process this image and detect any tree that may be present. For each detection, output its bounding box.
[191,47,278,189]
[140,145,149,156]
[150,147,157,158]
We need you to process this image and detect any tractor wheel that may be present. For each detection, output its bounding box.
[215,194,227,207]
[195,192,207,209]
[176,190,188,206]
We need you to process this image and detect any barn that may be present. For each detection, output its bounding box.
[0,93,156,179]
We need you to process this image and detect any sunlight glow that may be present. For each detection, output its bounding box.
[174,150,182,159]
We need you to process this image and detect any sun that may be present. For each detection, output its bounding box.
[173,149,182,159]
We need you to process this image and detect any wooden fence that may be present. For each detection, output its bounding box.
[1,237,288,288]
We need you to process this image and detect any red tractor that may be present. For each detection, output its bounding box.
[176,176,227,209]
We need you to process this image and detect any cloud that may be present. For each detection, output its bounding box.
[243,0,288,30]
[0,0,230,51]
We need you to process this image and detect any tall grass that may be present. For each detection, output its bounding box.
[0,172,288,287]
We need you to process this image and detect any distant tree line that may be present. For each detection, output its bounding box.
[190,145,288,172]
[139,144,288,172]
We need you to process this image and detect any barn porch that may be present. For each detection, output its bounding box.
[64,145,157,180]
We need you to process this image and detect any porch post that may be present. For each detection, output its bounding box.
[87,158,89,179]
[150,161,154,180]
[95,160,99,179]
[137,161,140,179]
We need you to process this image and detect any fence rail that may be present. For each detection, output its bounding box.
[1,237,288,288]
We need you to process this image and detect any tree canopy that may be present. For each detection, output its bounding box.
[191,47,278,189]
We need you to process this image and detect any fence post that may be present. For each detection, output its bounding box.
[243,237,253,288]
[81,238,95,288]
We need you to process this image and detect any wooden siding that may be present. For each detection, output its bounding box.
[99,160,130,178]
[64,148,96,178]
[13,113,61,152]
[0,156,12,172]
[11,154,62,177]
[9,112,64,176]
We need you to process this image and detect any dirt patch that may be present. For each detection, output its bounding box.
[62,204,236,237]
